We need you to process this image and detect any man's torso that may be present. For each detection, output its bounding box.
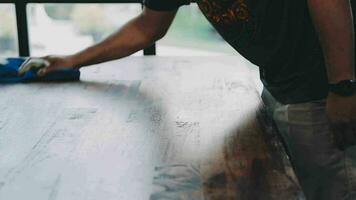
[144,0,356,104]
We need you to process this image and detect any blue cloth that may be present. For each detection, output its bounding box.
[0,57,80,83]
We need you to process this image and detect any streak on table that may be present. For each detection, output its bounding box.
[0,56,303,200]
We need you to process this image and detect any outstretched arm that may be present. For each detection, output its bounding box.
[38,7,177,75]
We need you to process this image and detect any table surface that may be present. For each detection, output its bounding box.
[0,56,303,200]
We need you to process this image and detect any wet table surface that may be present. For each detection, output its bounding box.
[0,56,303,200]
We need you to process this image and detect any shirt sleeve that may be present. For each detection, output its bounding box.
[143,0,190,11]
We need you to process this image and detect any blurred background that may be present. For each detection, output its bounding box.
[0,3,237,57]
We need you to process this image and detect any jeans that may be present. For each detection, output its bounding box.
[261,88,356,200]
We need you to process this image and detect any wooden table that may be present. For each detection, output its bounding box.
[0,56,303,200]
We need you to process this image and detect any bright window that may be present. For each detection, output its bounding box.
[0,4,19,57]
[25,3,237,57]
[27,3,142,56]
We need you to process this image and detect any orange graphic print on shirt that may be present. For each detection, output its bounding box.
[197,0,251,25]
[196,0,256,49]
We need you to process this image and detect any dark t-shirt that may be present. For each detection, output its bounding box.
[144,0,356,104]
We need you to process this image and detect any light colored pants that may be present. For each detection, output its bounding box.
[261,88,356,200]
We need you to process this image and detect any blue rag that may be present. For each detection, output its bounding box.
[0,57,80,83]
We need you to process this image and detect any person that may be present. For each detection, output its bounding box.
[36,0,356,199]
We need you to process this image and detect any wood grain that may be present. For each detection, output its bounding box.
[0,56,303,200]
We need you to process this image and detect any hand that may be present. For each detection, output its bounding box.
[37,55,77,76]
[326,92,356,150]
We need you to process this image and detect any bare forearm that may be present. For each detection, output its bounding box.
[308,0,355,83]
[69,14,159,68]
[68,8,177,68]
